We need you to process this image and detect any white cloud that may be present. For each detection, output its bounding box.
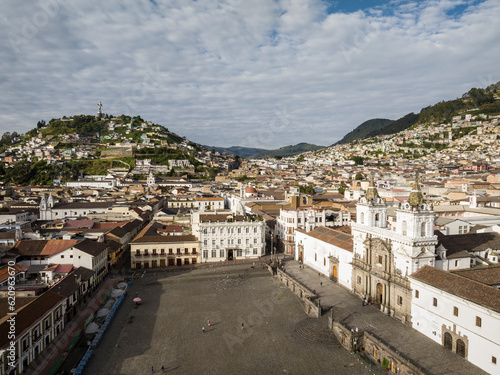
[0,0,498,148]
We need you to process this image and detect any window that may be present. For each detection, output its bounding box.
[136,250,140,256]
[253,248,257,255]
[453,306,459,317]
[455,260,459,267]
[144,249,148,255]
[476,316,482,327]
[246,228,249,233]
[421,222,426,236]
[415,290,419,298]
[402,220,407,236]
[203,250,208,259]
[152,249,157,255]
[238,239,241,245]
[324,257,326,266]
[360,212,364,224]
[378,255,383,264]
[220,249,225,258]
[203,240,207,246]
[236,249,242,257]
[315,253,317,262]
[161,249,165,255]
[61,255,64,259]
[192,248,197,254]
[212,228,215,234]
[357,276,361,284]
[433,298,437,307]
[246,239,249,244]
[398,296,403,305]
[185,248,189,254]
[212,240,216,246]
[492,356,497,364]
[177,248,181,254]
[254,238,257,244]
[211,250,217,258]
[238,227,241,234]
[169,248,173,254]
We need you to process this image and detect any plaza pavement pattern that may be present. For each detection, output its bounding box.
[284,260,487,375]
[83,265,377,375]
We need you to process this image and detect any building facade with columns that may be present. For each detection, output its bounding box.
[351,179,438,323]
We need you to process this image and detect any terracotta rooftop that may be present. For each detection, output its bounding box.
[296,226,353,252]
[410,265,500,314]
[452,266,500,286]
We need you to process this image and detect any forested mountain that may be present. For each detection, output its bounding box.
[334,118,394,145]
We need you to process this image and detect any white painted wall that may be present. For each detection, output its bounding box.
[409,278,500,374]
[296,230,353,290]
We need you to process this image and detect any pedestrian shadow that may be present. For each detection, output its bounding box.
[209,322,220,326]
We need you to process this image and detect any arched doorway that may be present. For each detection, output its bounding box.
[332,266,338,282]
[443,332,452,350]
[376,283,383,304]
[456,339,466,358]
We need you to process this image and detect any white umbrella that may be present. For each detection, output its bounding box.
[96,308,110,318]
[111,289,124,298]
[85,322,100,334]
[117,282,128,289]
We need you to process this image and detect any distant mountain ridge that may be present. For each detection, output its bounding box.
[208,143,324,159]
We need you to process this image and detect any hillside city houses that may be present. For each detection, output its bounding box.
[1,112,500,374]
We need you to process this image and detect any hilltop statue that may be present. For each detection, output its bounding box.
[97,102,103,118]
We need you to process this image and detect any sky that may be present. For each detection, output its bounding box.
[1,0,499,149]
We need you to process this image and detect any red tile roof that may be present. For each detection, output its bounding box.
[410,265,500,313]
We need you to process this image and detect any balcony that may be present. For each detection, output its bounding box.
[160,253,167,257]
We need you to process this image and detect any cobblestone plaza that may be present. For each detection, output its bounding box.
[84,265,372,375]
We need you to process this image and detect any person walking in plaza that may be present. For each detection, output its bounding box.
[152,366,155,373]
[202,326,205,333]
[161,365,165,372]
[207,319,211,327]
[241,322,244,331]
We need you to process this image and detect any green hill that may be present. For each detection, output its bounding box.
[207,143,324,159]
[334,118,394,145]
[252,143,324,159]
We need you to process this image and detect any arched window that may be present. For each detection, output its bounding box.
[402,220,407,236]
[360,212,365,224]
[444,333,452,350]
[456,339,466,358]
[375,213,379,222]
[421,222,426,236]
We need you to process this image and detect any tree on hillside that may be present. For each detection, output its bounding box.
[299,185,315,195]
[350,156,365,166]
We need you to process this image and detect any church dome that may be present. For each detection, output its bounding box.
[245,186,257,194]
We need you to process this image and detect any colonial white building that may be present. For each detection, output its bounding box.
[295,226,353,290]
[409,265,500,375]
[191,210,266,262]
[39,194,110,221]
[351,178,438,323]
[276,208,326,255]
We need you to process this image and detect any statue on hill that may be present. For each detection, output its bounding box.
[97,102,102,119]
